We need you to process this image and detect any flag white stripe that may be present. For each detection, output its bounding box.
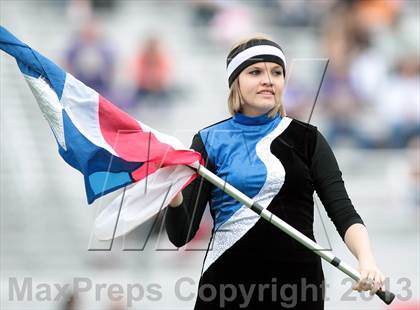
[60,73,118,156]
[139,121,186,150]
[94,164,195,240]
[24,75,67,150]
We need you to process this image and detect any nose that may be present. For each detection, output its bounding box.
[260,72,273,86]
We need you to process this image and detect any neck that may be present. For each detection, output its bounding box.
[241,107,275,117]
[233,111,281,126]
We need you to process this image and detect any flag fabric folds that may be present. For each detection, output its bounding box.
[0,26,202,239]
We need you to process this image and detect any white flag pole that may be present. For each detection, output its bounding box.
[190,163,395,305]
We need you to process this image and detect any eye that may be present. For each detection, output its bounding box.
[249,69,260,75]
[273,70,283,76]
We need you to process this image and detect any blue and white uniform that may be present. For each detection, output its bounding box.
[166,112,364,309]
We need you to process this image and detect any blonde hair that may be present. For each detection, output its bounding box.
[227,34,287,118]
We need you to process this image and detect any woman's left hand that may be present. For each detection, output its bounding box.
[353,259,385,295]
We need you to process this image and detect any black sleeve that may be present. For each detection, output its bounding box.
[164,133,214,247]
[310,130,364,240]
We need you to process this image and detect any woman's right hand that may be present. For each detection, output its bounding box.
[169,192,183,207]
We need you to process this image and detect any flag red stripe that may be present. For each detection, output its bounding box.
[98,96,200,165]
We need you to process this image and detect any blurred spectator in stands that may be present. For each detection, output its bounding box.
[272,0,337,27]
[208,2,253,46]
[348,29,387,106]
[321,68,374,148]
[131,36,173,105]
[319,2,375,148]
[191,0,220,27]
[350,0,402,32]
[189,1,253,46]
[65,0,92,22]
[65,19,115,98]
[62,0,118,14]
[318,0,409,148]
[91,0,117,12]
[347,0,404,107]
[378,53,420,148]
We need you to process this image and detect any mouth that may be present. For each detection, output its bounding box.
[257,90,275,95]
[257,91,275,97]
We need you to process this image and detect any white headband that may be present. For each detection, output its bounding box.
[227,45,287,78]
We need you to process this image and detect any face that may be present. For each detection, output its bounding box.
[238,62,285,116]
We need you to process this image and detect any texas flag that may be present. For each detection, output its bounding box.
[0,26,202,240]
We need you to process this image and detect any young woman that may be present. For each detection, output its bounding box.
[165,35,385,309]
